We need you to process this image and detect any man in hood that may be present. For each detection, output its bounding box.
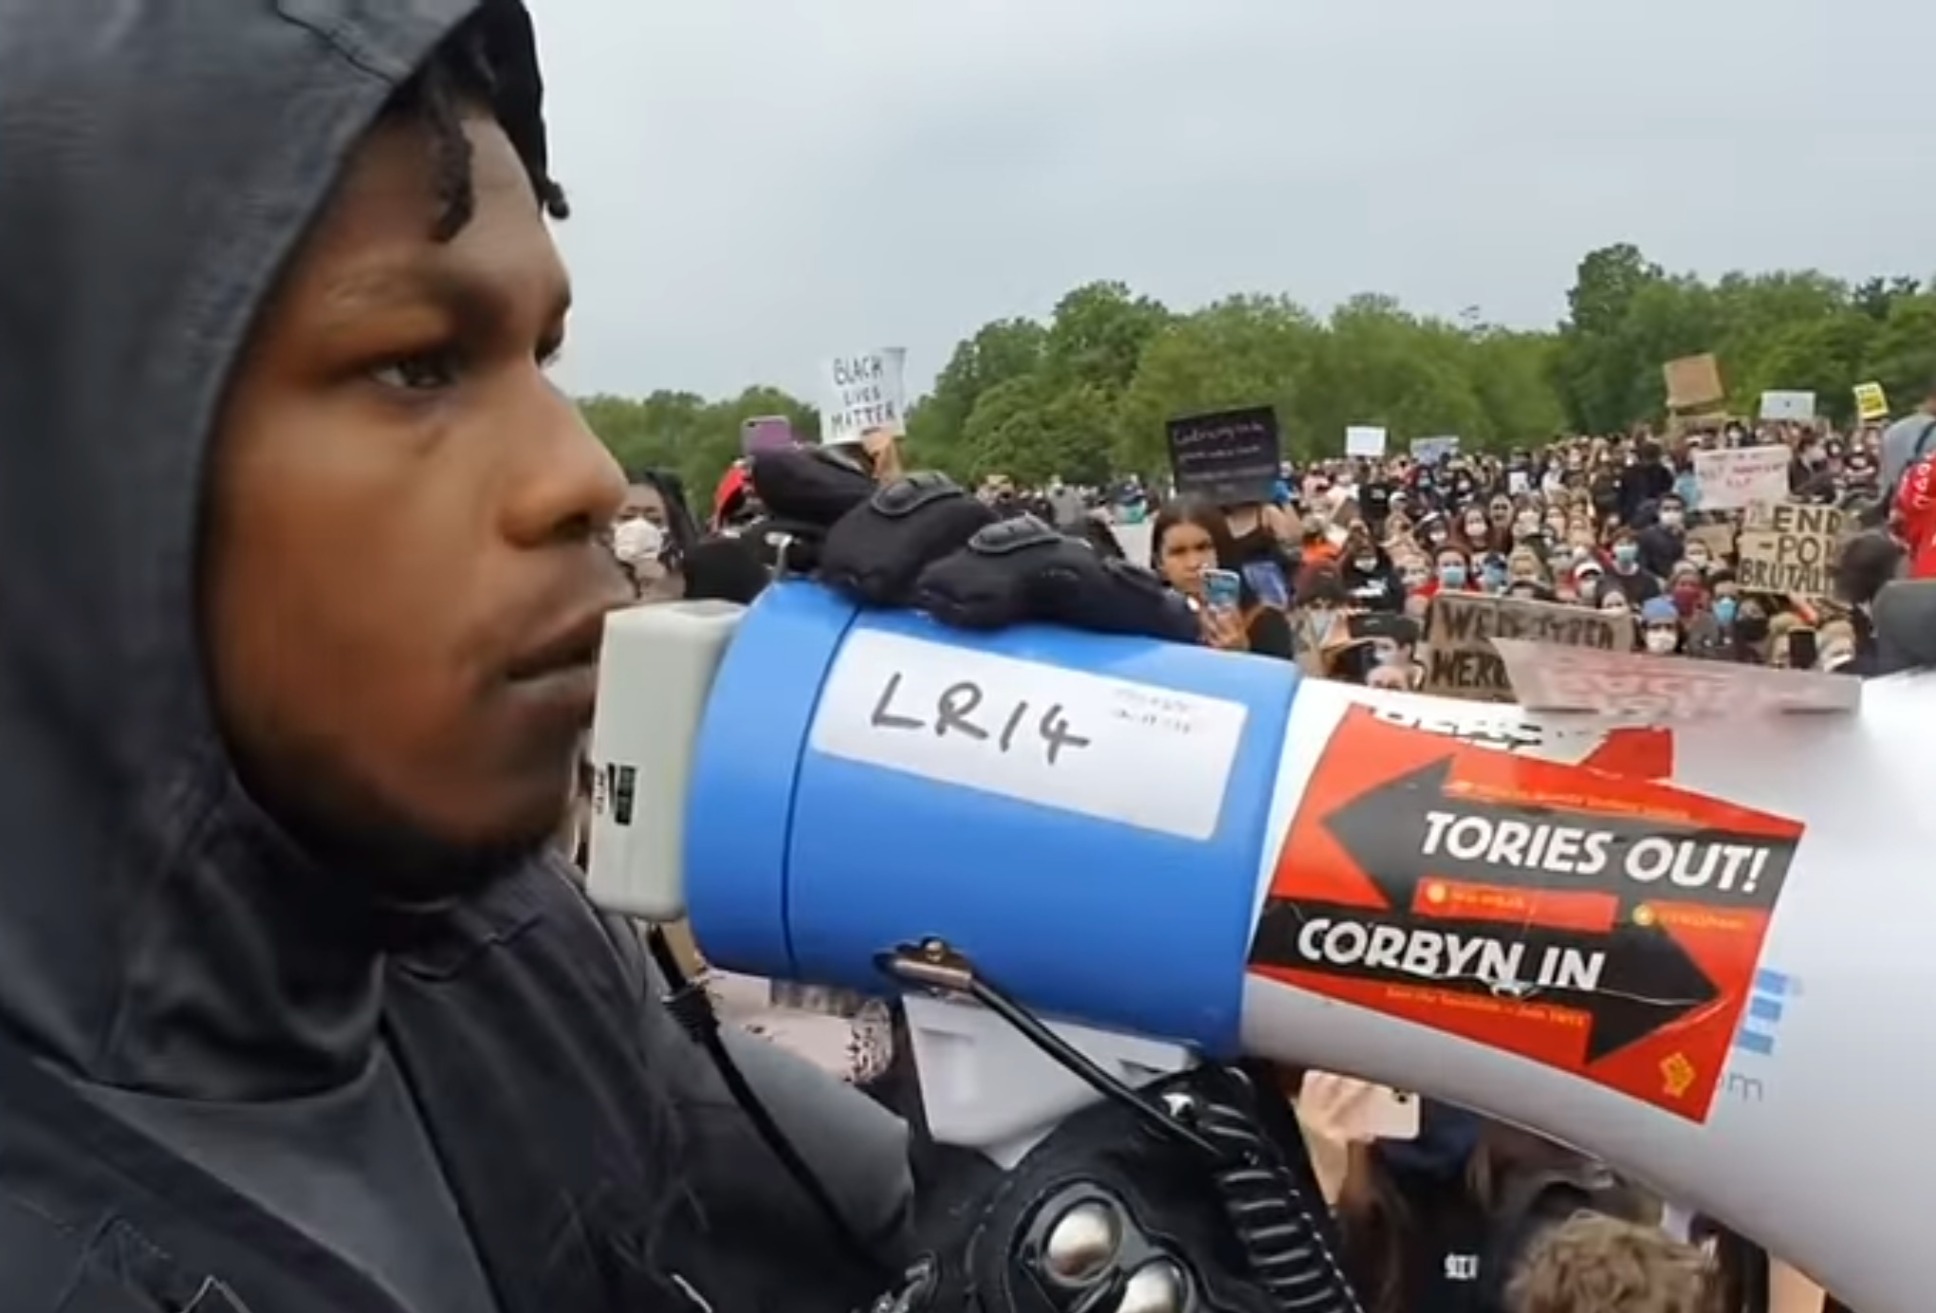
[0,3,910,1310]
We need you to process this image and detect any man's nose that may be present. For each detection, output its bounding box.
[501,379,628,547]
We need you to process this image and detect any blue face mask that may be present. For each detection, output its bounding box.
[1713,596,1738,627]
[1439,564,1467,587]
[1613,542,1639,567]
[1482,564,1507,589]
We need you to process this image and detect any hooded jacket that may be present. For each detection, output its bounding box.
[0,2,909,1309]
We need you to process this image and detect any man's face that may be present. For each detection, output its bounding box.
[203,109,631,880]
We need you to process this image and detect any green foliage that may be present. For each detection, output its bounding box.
[576,246,1935,498]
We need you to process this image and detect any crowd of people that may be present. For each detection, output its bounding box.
[1081,417,1919,689]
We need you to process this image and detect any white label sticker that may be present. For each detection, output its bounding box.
[809,630,1248,840]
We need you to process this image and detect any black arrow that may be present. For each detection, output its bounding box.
[1320,757,1792,915]
[1248,897,1721,1064]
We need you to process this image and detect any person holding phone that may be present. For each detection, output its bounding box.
[1152,499,1294,658]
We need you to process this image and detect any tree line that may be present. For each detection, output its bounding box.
[582,243,1936,500]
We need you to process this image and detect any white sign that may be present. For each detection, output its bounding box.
[1759,390,1817,423]
[1693,446,1790,512]
[821,348,908,446]
[1410,435,1461,463]
[1345,425,1388,458]
[810,630,1248,840]
[1492,640,1859,720]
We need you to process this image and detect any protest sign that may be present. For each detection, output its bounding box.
[1758,390,1816,422]
[1693,446,1789,512]
[1410,435,1461,463]
[1345,425,1388,458]
[1853,381,1890,423]
[1663,354,1725,410]
[1166,406,1281,505]
[1687,520,1738,563]
[1494,641,1860,720]
[820,349,908,446]
[1422,593,1632,703]
[1736,503,1847,598]
[741,415,796,457]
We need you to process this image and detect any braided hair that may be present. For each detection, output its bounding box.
[382,1,569,242]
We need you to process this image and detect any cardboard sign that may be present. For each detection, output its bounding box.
[1692,447,1789,512]
[1345,425,1388,458]
[1493,641,1861,720]
[1853,381,1890,423]
[821,349,908,446]
[1686,520,1738,562]
[1166,406,1282,506]
[1247,707,1803,1121]
[1411,435,1462,463]
[1736,503,1848,599]
[1663,354,1725,411]
[1758,390,1816,422]
[1422,594,1633,703]
[741,415,796,456]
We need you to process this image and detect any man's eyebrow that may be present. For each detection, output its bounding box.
[311,260,572,334]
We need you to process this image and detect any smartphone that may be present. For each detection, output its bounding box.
[1787,628,1819,670]
[1202,568,1242,612]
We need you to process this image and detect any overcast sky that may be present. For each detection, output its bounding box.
[537,0,1934,405]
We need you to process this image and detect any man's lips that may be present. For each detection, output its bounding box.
[505,595,631,683]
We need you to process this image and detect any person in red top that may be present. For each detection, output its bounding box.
[1892,449,1936,579]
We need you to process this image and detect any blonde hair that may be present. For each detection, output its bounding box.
[1507,1212,1715,1313]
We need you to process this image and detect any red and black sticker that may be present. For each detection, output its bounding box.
[1248,706,1803,1121]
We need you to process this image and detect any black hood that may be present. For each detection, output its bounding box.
[0,0,544,1099]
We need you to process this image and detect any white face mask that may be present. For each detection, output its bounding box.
[613,517,666,570]
[1644,629,1678,654]
[1659,509,1684,529]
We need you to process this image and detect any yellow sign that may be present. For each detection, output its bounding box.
[1854,381,1890,422]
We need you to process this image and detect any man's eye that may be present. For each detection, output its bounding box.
[370,350,461,392]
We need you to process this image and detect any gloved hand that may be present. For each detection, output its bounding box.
[862,1066,1359,1313]
[749,449,1195,643]
[913,515,1198,642]
[742,446,878,573]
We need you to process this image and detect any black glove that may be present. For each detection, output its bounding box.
[913,515,1200,643]
[866,1067,1359,1313]
[744,446,878,573]
[820,473,997,607]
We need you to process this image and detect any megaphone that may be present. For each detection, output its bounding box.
[588,580,1934,1313]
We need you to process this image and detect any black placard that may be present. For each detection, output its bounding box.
[1166,406,1281,505]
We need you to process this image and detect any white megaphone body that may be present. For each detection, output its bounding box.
[587,580,1932,1313]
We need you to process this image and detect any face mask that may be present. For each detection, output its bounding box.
[1354,556,1379,572]
[1671,584,1702,615]
[1712,596,1737,627]
[613,517,666,568]
[1439,564,1467,588]
[1426,528,1447,547]
[1734,614,1770,642]
[1644,629,1679,654]
[1687,552,1709,570]
[1401,569,1429,589]
[1464,519,1487,538]
[1659,509,1684,529]
[1482,565,1507,590]
[1613,542,1638,568]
